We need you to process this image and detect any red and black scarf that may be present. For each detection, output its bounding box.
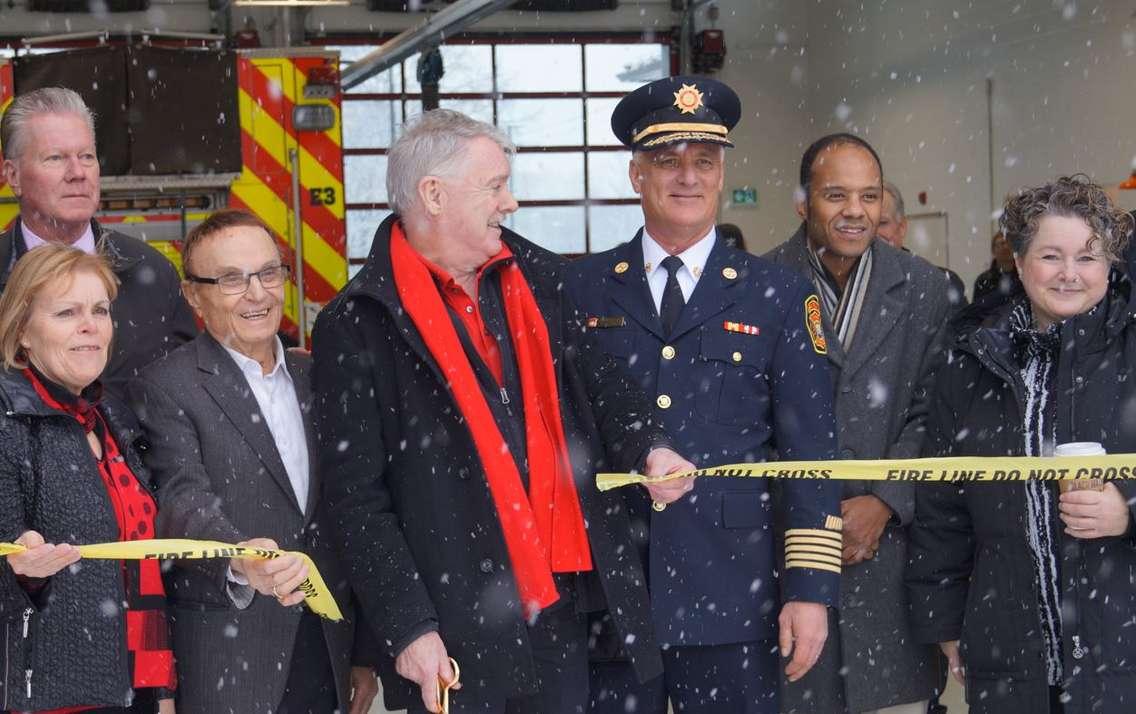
[390,222,593,616]
[25,369,176,711]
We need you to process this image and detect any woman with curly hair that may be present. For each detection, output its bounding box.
[906,175,1136,714]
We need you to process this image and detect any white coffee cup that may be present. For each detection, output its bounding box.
[1054,441,1106,492]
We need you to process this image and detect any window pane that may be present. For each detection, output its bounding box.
[329,45,403,94]
[347,209,388,259]
[342,100,398,149]
[405,45,493,93]
[586,97,622,146]
[511,153,584,201]
[507,206,585,254]
[402,99,494,127]
[584,44,669,92]
[588,204,644,253]
[498,99,583,147]
[587,151,635,199]
[344,155,388,204]
[496,45,582,92]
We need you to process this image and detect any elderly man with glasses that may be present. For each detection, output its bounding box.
[127,209,378,714]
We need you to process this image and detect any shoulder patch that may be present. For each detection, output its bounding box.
[804,294,827,355]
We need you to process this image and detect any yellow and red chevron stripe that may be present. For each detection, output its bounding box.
[234,53,347,340]
[0,61,16,232]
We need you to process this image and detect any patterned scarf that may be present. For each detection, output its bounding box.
[806,238,874,348]
[24,368,176,708]
[389,222,593,618]
[1008,302,1063,685]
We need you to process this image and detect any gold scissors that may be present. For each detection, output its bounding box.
[436,657,461,714]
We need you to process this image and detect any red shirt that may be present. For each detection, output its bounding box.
[418,247,514,386]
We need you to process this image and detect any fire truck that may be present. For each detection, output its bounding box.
[0,43,347,346]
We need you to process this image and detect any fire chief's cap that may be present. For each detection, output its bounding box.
[611,75,741,151]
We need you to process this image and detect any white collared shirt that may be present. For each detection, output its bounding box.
[22,220,97,254]
[641,226,717,313]
[221,337,310,514]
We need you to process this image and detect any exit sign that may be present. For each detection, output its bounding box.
[731,187,757,207]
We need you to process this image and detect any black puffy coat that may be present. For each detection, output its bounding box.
[907,282,1136,714]
[0,368,158,710]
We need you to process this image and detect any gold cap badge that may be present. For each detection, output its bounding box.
[614,261,629,274]
[673,83,704,115]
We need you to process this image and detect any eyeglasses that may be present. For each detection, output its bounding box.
[185,264,291,295]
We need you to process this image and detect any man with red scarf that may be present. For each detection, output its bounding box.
[312,109,694,714]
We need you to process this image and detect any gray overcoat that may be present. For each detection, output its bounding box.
[765,227,949,713]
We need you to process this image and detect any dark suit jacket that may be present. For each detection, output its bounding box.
[566,232,842,647]
[128,333,362,714]
[0,218,197,397]
[311,214,666,710]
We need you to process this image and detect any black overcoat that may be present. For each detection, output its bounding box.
[907,282,1136,714]
[311,215,666,710]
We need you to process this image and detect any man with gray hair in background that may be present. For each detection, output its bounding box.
[876,180,967,309]
[311,108,696,714]
[0,87,196,395]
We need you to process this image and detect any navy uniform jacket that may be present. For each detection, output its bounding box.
[567,231,842,647]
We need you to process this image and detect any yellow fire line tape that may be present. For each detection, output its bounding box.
[0,538,343,621]
[597,454,1136,492]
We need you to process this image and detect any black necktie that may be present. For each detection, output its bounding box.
[659,255,685,336]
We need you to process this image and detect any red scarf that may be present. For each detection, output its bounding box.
[25,369,176,712]
[390,223,593,616]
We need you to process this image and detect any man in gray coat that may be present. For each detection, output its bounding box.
[129,209,377,714]
[765,134,948,714]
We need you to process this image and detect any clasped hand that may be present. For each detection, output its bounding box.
[230,537,309,607]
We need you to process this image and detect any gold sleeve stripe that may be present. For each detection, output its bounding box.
[786,558,841,574]
[784,535,844,548]
[786,544,841,559]
[785,546,841,562]
[825,515,843,531]
[785,528,843,541]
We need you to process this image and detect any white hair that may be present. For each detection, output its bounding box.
[882,180,906,219]
[386,108,515,215]
[1,87,96,161]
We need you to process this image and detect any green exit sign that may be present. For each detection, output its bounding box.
[731,187,757,206]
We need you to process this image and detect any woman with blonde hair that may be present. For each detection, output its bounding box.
[0,244,176,713]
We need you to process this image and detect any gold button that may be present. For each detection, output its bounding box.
[732,351,742,363]
[661,345,676,360]
[722,267,738,280]
[614,261,629,274]
[656,394,672,409]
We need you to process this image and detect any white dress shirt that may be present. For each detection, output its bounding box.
[22,220,97,254]
[222,337,310,605]
[641,226,717,312]
[221,337,311,513]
